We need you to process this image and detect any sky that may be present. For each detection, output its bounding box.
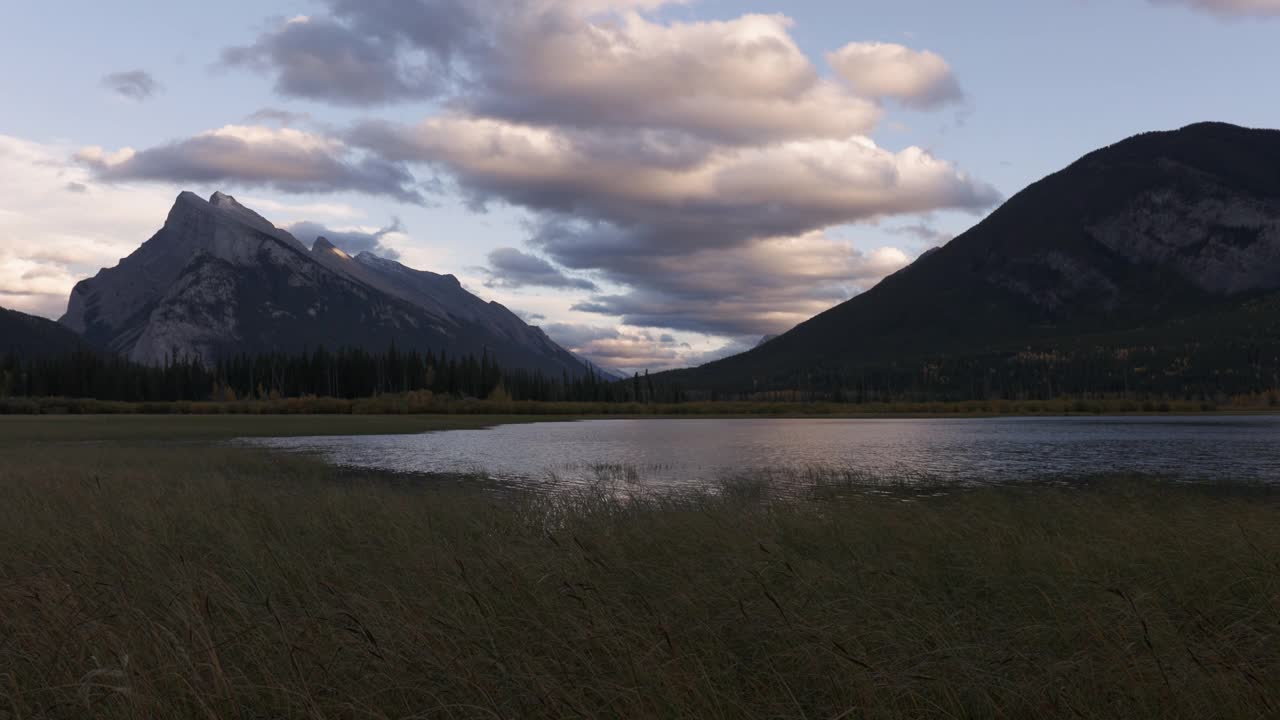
[1,0,1277,372]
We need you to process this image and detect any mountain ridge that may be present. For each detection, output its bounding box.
[665,122,1280,393]
[1,306,85,358]
[59,192,589,376]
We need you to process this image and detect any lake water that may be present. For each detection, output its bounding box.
[246,416,1280,491]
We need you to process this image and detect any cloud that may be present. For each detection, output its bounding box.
[482,247,597,290]
[350,116,998,250]
[827,42,963,109]
[102,70,161,101]
[237,196,364,221]
[1148,0,1280,16]
[346,113,993,335]
[542,321,761,372]
[470,11,882,144]
[228,3,880,144]
[0,135,176,318]
[543,323,686,372]
[244,108,313,127]
[75,125,425,203]
[567,233,912,336]
[221,15,448,105]
[287,218,405,258]
[200,1,994,344]
[886,222,954,246]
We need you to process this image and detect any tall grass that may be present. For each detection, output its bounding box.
[1,394,1260,417]
[1,442,1277,718]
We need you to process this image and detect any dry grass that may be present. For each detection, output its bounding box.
[5,394,1268,418]
[0,413,555,446]
[0,424,1277,718]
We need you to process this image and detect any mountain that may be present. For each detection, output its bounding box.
[61,191,588,376]
[308,238,577,368]
[668,122,1280,394]
[1,306,84,357]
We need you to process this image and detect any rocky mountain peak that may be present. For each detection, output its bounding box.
[59,189,590,377]
[311,237,350,259]
[209,190,237,206]
[164,191,308,256]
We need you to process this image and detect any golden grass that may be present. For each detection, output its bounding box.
[0,423,1276,718]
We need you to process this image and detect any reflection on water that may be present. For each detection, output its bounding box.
[245,416,1280,491]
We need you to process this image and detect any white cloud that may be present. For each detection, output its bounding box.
[351,115,998,246]
[223,3,891,143]
[828,42,963,109]
[476,12,882,144]
[236,196,364,221]
[0,135,176,318]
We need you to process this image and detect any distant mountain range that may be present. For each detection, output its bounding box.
[53,191,589,377]
[667,122,1280,394]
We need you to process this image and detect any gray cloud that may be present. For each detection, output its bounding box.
[559,229,916,336]
[1148,0,1280,16]
[221,16,449,106]
[221,2,489,107]
[482,247,596,291]
[887,222,954,246]
[325,0,487,57]
[76,126,424,203]
[64,182,88,194]
[0,289,67,319]
[287,218,404,258]
[244,108,313,127]
[102,70,161,101]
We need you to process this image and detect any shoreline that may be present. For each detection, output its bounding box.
[4,409,1279,445]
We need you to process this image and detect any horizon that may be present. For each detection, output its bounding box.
[2,0,1278,373]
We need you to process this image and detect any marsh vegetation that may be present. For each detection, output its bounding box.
[0,416,1276,718]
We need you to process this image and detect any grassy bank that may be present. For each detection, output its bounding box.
[1,428,1277,718]
[5,393,1274,417]
[0,412,563,445]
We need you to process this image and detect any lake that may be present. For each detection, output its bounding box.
[246,415,1280,491]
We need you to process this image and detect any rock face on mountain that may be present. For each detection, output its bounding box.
[61,192,588,376]
[310,239,579,369]
[1,306,84,357]
[669,122,1280,391]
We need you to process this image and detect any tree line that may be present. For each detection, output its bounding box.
[683,341,1280,405]
[0,345,686,404]
[4,338,1276,406]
